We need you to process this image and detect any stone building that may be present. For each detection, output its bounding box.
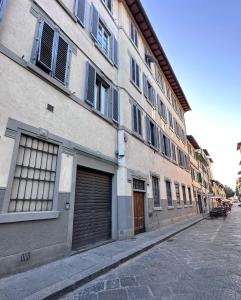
[187,136,214,213]
[0,0,198,276]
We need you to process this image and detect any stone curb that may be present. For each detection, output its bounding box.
[26,216,205,300]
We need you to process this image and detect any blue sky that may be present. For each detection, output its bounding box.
[141,0,241,189]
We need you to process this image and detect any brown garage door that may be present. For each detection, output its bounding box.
[72,166,112,250]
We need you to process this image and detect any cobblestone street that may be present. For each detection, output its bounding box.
[62,205,241,300]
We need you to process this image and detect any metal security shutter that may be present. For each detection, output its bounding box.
[72,167,112,250]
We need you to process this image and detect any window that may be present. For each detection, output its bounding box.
[166,181,173,206]
[132,104,142,136]
[172,95,177,112]
[130,57,140,87]
[167,87,172,103]
[8,134,58,213]
[85,62,119,123]
[155,71,164,93]
[191,167,195,180]
[171,142,177,162]
[0,0,7,22]
[102,0,112,12]
[175,183,181,205]
[159,100,167,123]
[168,110,174,130]
[188,187,192,204]
[94,77,109,114]
[150,122,156,146]
[147,81,155,106]
[152,176,160,207]
[130,22,138,48]
[146,116,158,148]
[143,74,156,107]
[32,19,71,86]
[133,179,145,191]
[161,134,171,158]
[74,0,86,25]
[97,21,111,56]
[90,4,118,66]
[145,50,151,68]
[182,185,187,205]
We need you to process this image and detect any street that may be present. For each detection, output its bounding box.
[62,205,241,300]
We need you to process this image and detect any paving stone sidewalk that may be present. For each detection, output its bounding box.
[0,214,204,300]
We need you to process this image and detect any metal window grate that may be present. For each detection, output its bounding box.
[152,176,160,207]
[133,179,145,191]
[8,134,58,212]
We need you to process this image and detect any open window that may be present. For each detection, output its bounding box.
[85,62,119,123]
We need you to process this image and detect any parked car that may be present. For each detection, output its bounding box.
[210,206,227,217]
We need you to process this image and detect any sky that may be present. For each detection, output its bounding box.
[141,0,241,190]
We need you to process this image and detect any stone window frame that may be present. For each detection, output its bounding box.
[1,121,62,223]
[151,174,161,208]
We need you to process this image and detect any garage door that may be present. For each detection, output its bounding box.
[72,166,112,250]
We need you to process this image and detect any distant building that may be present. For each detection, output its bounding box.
[187,136,214,213]
[236,142,241,199]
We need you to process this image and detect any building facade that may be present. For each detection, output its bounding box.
[0,0,198,277]
[187,136,214,213]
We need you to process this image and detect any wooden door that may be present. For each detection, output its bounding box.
[133,191,145,234]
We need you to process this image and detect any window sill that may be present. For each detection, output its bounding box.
[177,205,183,209]
[129,38,139,53]
[94,43,115,68]
[27,62,71,96]
[154,207,163,211]
[132,131,144,142]
[146,98,156,109]
[92,108,117,126]
[100,0,115,22]
[168,206,174,210]
[0,211,60,224]
[184,205,189,208]
[130,80,142,94]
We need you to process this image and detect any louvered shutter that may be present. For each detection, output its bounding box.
[112,35,118,67]
[143,73,148,98]
[152,88,156,108]
[136,63,140,87]
[137,108,142,135]
[163,104,167,123]
[107,0,112,11]
[132,105,137,132]
[167,138,171,157]
[146,115,151,143]
[155,126,159,148]
[160,131,165,154]
[90,4,99,41]
[130,56,134,82]
[112,87,119,123]
[74,0,86,26]
[0,0,7,22]
[54,35,70,85]
[37,20,55,71]
[85,62,96,106]
[157,96,161,116]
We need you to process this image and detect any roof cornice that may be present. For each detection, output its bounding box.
[124,0,191,112]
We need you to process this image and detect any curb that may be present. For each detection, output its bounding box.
[41,216,205,300]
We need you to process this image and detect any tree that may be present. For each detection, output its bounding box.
[224,185,235,198]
